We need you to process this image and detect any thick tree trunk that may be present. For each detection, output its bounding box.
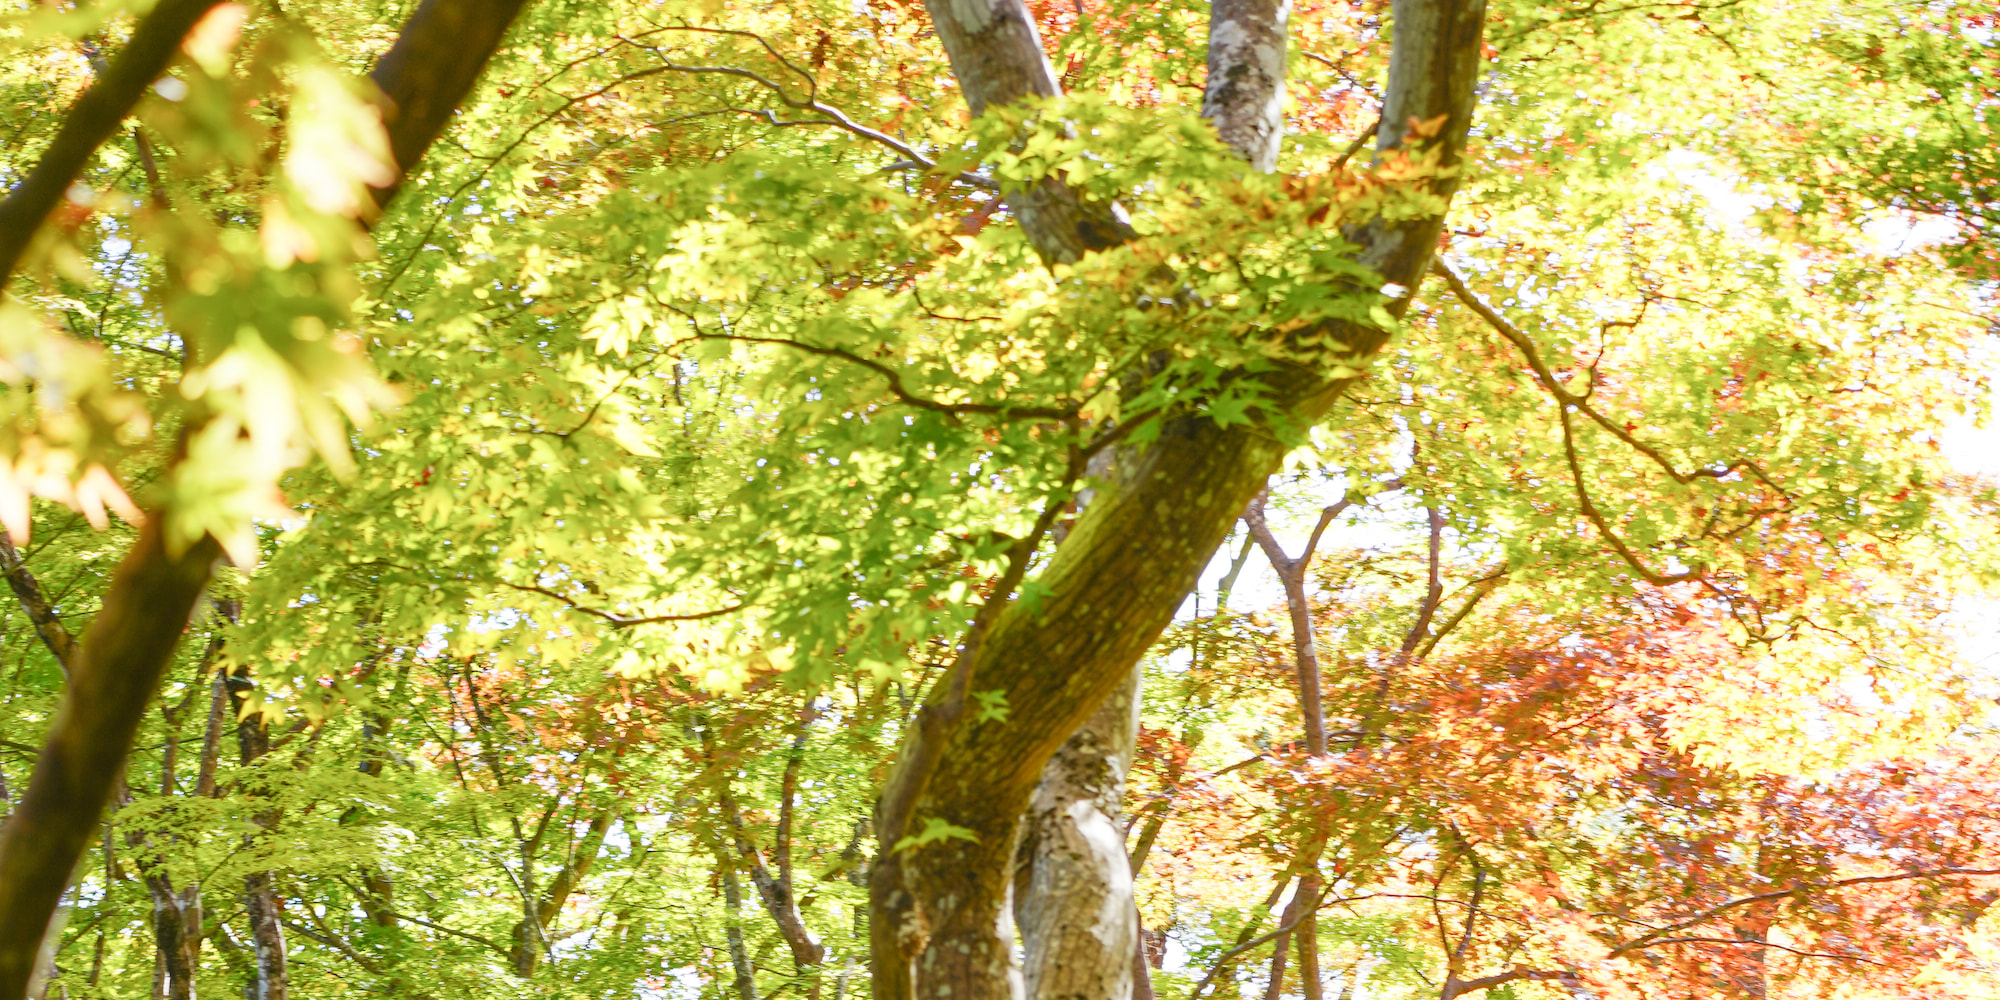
[0,523,219,999]
[1008,0,1296,989]
[871,3,1488,999]
[0,4,536,994]
[1015,665,1142,1000]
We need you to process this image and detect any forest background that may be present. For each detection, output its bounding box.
[0,0,1997,999]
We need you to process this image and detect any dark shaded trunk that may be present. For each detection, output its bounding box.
[0,523,220,999]
[228,664,285,1000]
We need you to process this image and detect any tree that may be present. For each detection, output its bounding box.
[0,0,1992,998]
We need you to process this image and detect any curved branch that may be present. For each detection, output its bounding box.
[1433,259,1785,496]
[0,0,226,290]
[669,330,1074,421]
[489,578,741,629]
[1606,867,2000,958]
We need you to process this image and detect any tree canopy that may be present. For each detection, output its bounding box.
[0,0,1995,999]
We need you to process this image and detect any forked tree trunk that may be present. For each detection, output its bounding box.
[873,2,1488,999]
[1010,0,1293,992]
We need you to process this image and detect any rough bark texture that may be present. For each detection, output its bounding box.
[1008,0,1297,986]
[871,3,1488,999]
[1202,0,1292,171]
[0,523,220,999]
[1015,666,1142,1000]
[916,0,1128,262]
[0,2,536,994]
[0,538,79,676]
[0,0,225,289]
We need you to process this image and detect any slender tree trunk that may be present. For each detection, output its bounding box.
[722,862,761,1000]
[913,0,1127,263]
[509,809,613,977]
[1244,493,1339,1000]
[228,669,285,1000]
[140,668,227,1000]
[1203,0,1292,172]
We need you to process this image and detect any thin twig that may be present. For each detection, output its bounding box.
[1606,867,2000,957]
[667,328,1073,421]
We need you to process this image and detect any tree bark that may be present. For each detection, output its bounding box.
[0,538,79,677]
[0,4,537,994]
[721,862,761,1000]
[721,726,825,977]
[1008,0,1298,989]
[227,667,286,1000]
[509,810,613,977]
[1015,665,1142,1000]
[870,3,1488,999]
[0,522,219,999]
[915,0,1128,263]
[1242,491,1338,1000]
[1203,0,1292,172]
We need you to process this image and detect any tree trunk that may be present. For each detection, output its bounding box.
[722,862,761,1000]
[0,523,220,999]
[915,0,1128,263]
[1007,0,1295,989]
[509,810,613,977]
[0,0,225,287]
[1202,0,1292,172]
[1015,665,1143,1000]
[229,670,286,1000]
[140,667,228,1000]
[1243,493,1334,1000]
[870,2,1489,998]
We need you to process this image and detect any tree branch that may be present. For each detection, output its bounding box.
[1607,868,2000,958]
[668,329,1073,421]
[0,0,226,289]
[0,537,79,676]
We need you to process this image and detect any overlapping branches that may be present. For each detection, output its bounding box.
[1432,258,1792,588]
